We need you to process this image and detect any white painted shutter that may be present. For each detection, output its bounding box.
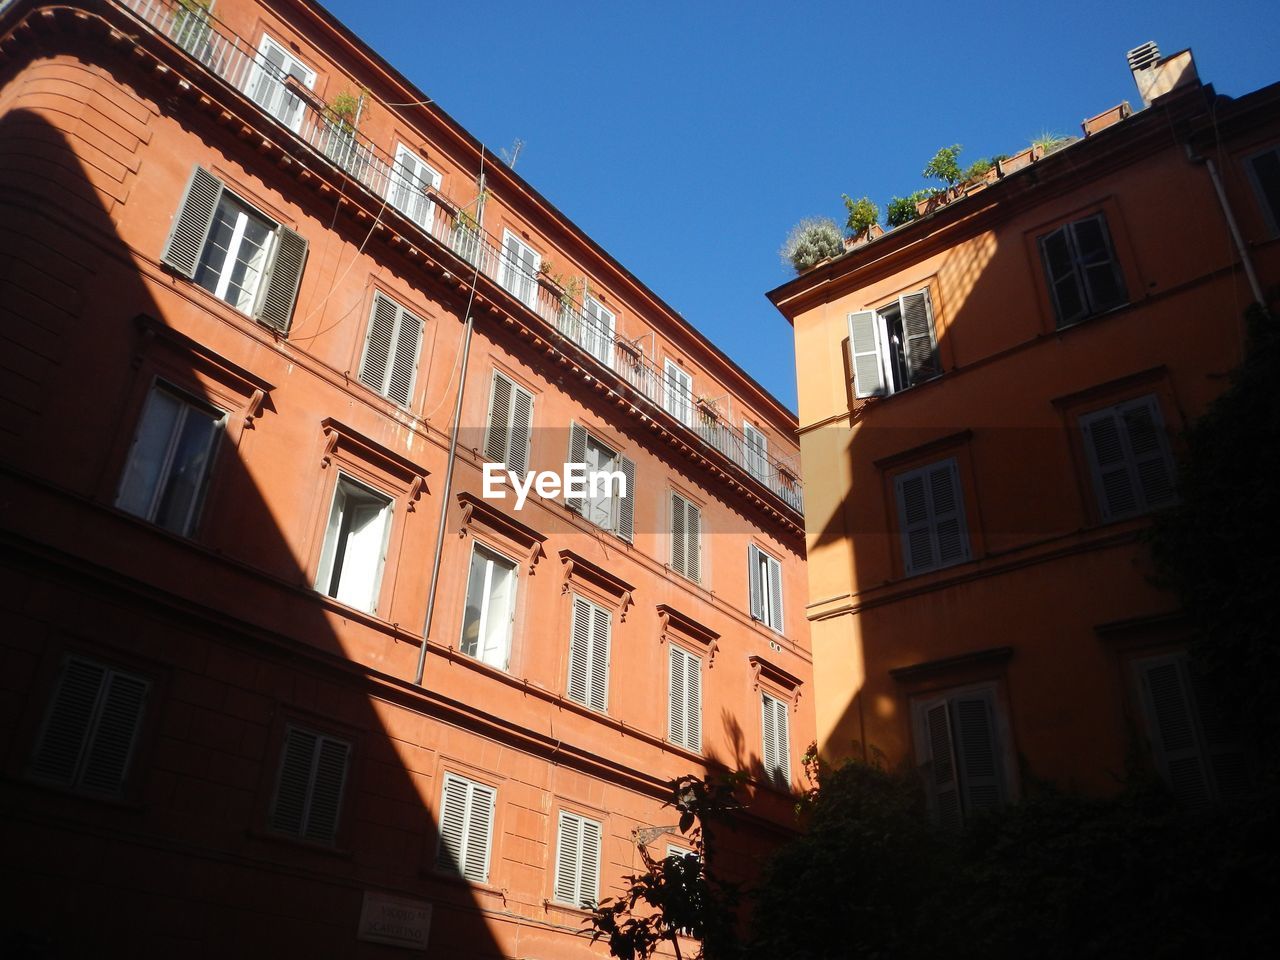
[668,645,686,747]
[387,306,422,407]
[436,773,469,874]
[670,494,687,576]
[567,597,592,706]
[508,383,534,476]
[588,603,611,712]
[896,459,969,575]
[554,812,583,904]
[271,726,349,844]
[335,497,389,613]
[1082,407,1136,520]
[1071,214,1126,311]
[686,650,702,752]
[162,166,223,278]
[748,544,763,622]
[1040,224,1087,326]
[1120,397,1176,509]
[566,422,588,515]
[922,698,963,828]
[899,289,939,384]
[31,658,106,786]
[848,310,885,398]
[484,373,513,465]
[1138,656,1212,808]
[615,455,635,542]
[77,670,149,796]
[896,471,935,574]
[766,553,784,632]
[305,735,349,844]
[359,293,398,396]
[579,817,602,908]
[685,500,701,583]
[929,460,970,566]
[953,692,1002,815]
[256,225,308,333]
[463,781,496,882]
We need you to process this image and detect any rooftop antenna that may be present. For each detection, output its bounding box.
[500,138,524,169]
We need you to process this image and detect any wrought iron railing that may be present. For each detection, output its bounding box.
[118,0,803,514]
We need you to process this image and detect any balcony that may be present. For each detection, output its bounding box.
[118,0,803,516]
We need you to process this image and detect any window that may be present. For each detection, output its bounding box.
[567,596,611,713]
[315,475,393,613]
[460,544,517,670]
[894,457,971,576]
[1246,145,1280,236]
[484,372,534,475]
[245,34,316,132]
[576,295,616,366]
[436,773,497,882]
[848,289,939,398]
[566,423,635,541]
[358,292,423,407]
[1038,213,1127,327]
[29,656,149,797]
[664,359,694,426]
[1080,394,1176,521]
[387,144,442,233]
[669,493,702,582]
[116,383,223,536]
[554,810,602,908]
[748,544,784,633]
[761,692,790,785]
[269,725,351,845]
[743,422,769,483]
[912,686,1007,828]
[1135,652,1250,808]
[498,229,540,309]
[668,645,703,751]
[162,167,308,331]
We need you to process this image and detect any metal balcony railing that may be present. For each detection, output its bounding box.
[119,0,803,515]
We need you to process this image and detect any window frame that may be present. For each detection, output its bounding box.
[387,143,443,233]
[566,594,612,713]
[580,295,617,367]
[435,771,498,883]
[663,358,694,426]
[115,380,225,537]
[669,491,703,583]
[760,690,791,786]
[667,643,703,752]
[566,422,635,542]
[357,290,424,408]
[314,471,395,615]
[1244,144,1280,237]
[266,722,353,847]
[742,421,770,483]
[1079,393,1177,523]
[553,809,603,909]
[748,543,784,633]
[498,228,541,310]
[245,32,316,133]
[1037,211,1128,328]
[892,456,972,577]
[847,287,940,399]
[459,540,519,671]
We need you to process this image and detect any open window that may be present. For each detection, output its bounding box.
[848,289,940,398]
[244,33,316,133]
[388,144,443,233]
[460,543,518,670]
[315,474,393,614]
[566,423,634,541]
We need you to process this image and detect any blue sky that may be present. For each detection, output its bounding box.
[323,0,1278,413]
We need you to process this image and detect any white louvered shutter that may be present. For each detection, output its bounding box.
[1120,397,1176,510]
[554,811,583,904]
[387,305,422,407]
[579,817,602,908]
[485,373,513,465]
[303,735,349,844]
[921,698,963,828]
[929,460,970,566]
[566,422,588,515]
[162,167,223,278]
[508,383,534,476]
[359,293,398,396]
[762,693,790,783]
[271,727,317,837]
[670,494,686,576]
[896,470,935,574]
[748,544,764,622]
[589,603,611,712]
[1040,224,1087,326]
[669,645,687,747]
[686,650,702,751]
[271,726,349,844]
[437,773,469,874]
[1187,670,1251,802]
[685,500,701,583]
[766,553,784,632]
[1138,656,1213,808]
[77,670,149,796]
[256,225,308,333]
[567,597,592,706]
[1082,407,1136,520]
[953,692,1002,815]
[896,459,969,575]
[615,455,636,541]
[899,289,939,384]
[464,782,496,882]
[848,310,885,398]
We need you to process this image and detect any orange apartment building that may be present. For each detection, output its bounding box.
[0,0,813,955]
[770,46,1278,827]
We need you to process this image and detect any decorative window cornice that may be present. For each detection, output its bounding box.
[320,417,427,508]
[656,603,720,667]
[559,549,635,621]
[749,654,802,709]
[457,491,546,574]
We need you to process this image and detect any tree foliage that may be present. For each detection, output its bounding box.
[841,195,880,237]
[922,143,964,187]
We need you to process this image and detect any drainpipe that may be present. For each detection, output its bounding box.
[1190,146,1266,307]
[415,156,486,686]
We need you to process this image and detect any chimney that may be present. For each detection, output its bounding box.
[1127,41,1199,107]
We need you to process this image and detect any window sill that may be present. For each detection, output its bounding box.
[15,776,147,811]
[247,826,354,859]
[421,868,503,896]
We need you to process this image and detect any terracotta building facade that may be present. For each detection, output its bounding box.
[770,48,1278,826]
[0,0,812,955]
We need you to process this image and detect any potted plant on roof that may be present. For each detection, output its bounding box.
[780,217,843,274]
[842,195,883,249]
[915,144,964,216]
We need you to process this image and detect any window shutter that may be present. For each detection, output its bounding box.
[1039,225,1087,326]
[615,455,635,542]
[162,166,223,278]
[1138,656,1212,808]
[508,383,534,476]
[303,735,348,844]
[485,373,513,465]
[359,293,398,396]
[929,460,970,566]
[766,554,784,632]
[670,494,686,575]
[1119,398,1175,509]
[77,670,149,796]
[774,697,790,782]
[896,459,969,575]
[1082,408,1138,520]
[437,773,469,874]
[579,817,602,908]
[554,812,583,904]
[922,698,964,828]
[748,544,763,621]
[669,646,686,747]
[589,603,611,712]
[953,692,1002,814]
[686,650,702,752]
[847,310,885,398]
[762,693,789,782]
[30,658,106,786]
[899,290,939,384]
[567,597,592,706]
[464,782,496,882]
[271,726,317,837]
[387,307,422,407]
[566,422,588,515]
[896,471,936,574]
[1187,669,1251,802]
[256,225,308,333]
[685,500,701,583]
[1071,215,1126,312]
